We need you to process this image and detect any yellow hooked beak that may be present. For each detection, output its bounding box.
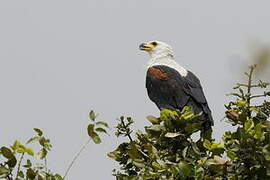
[139,42,156,51]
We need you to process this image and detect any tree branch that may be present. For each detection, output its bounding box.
[236,83,259,88]
[250,94,267,99]
[121,119,133,142]
[247,65,256,117]
[16,153,25,179]
[63,139,91,180]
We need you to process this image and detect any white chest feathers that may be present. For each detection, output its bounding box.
[147,57,188,77]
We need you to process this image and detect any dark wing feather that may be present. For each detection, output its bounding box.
[146,65,213,130]
[183,71,214,128]
[183,72,207,103]
[146,66,189,110]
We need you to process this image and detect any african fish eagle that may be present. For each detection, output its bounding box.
[139,41,214,131]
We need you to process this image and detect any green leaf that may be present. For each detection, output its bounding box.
[156,159,166,168]
[127,143,142,160]
[254,123,263,139]
[146,115,160,124]
[16,145,27,153]
[211,142,224,149]
[1,146,14,159]
[181,106,191,113]
[13,142,32,154]
[244,119,254,132]
[89,110,96,121]
[95,127,108,135]
[26,168,36,180]
[190,141,202,156]
[182,147,188,158]
[250,107,259,112]
[203,139,212,150]
[145,144,158,158]
[185,123,201,133]
[34,128,43,136]
[262,145,270,161]
[7,157,17,168]
[265,155,270,161]
[18,170,24,178]
[54,174,63,180]
[227,151,237,161]
[132,160,145,168]
[237,100,247,107]
[165,132,181,138]
[26,148,34,156]
[92,134,101,144]
[182,112,194,120]
[107,151,119,160]
[160,109,175,121]
[10,140,21,151]
[37,148,47,159]
[87,124,95,136]
[87,124,101,144]
[178,161,191,177]
[15,146,30,154]
[39,137,51,150]
[146,125,164,132]
[194,166,204,179]
[210,142,225,155]
[152,161,163,171]
[96,121,109,128]
[0,166,9,177]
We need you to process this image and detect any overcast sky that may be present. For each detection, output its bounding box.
[1,1,270,179]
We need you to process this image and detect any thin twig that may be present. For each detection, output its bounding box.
[63,139,91,179]
[247,66,255,102]
[7,169,13,180]
[44,157,48,173]
[250,94,267,99]
[247,65,255,117]
[7,175,11,180]
[16,153,25,179]
[121,119,133,142]
[236,83,259,88]
[45,157,47,167]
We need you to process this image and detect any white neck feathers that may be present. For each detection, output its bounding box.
[147,56,188,77]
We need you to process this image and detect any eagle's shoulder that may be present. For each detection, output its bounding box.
[147,66,170,80]
[147,65,184,80]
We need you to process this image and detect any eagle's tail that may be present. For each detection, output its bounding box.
[185,99,214,132]
[201,104,214,131]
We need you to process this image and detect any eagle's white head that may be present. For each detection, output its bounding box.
[139,40,174,59]
[139,40,188,76]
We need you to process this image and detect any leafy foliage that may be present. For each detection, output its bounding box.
[0,110,109,180]
[87,110,109,144]
[109,65,270,180]
[109,108,225,180]
[223,65,270,179]
[0,128,62,180]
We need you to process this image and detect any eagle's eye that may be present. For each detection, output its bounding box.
[151,42,157,46]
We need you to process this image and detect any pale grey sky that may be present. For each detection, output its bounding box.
[1,1,270,179]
